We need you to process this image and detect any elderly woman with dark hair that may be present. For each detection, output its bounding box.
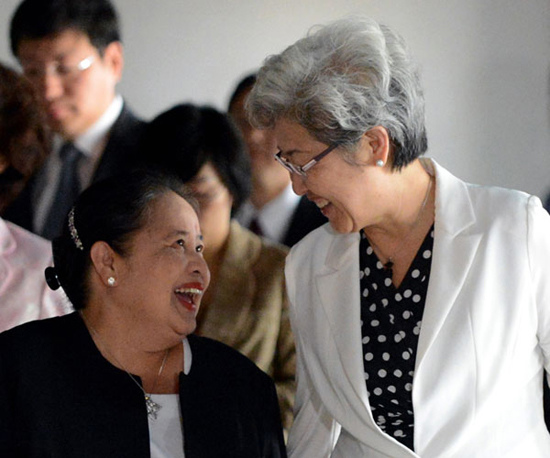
[247,17,550,457]
[140,104,296,432]
[0,170,286,457]
[0,62,68,330]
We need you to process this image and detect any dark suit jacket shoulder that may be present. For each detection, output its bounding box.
[282,195,327,247]
[92,104,146,182]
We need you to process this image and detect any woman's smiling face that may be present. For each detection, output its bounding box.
[272,119,386,234]
[113,190,211,339]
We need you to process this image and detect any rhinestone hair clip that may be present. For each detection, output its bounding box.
[68,207,84,251]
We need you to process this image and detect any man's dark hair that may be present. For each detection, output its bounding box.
[227,73,257,113]
[10,0,121,56]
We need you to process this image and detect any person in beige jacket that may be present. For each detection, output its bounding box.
[139,103,295,431]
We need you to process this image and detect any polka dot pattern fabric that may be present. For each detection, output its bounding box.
[359,226,434,451]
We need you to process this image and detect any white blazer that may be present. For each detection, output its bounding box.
[286,159,550,457]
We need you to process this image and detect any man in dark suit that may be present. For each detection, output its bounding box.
[228,74,326,247]
[4,0,146,239]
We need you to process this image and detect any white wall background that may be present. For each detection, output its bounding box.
[1,0,550,200]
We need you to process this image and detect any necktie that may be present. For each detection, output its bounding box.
[249,217,264,236]
[41,143,83,240]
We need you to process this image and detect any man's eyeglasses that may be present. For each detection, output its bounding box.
[274,143,339,177]
[21,55,95,83]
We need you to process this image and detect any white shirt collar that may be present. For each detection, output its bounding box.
[53,94,123,158]
[73,94,123,157]
[237,184,301,243]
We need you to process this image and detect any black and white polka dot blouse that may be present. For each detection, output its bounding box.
[359,225,434,451]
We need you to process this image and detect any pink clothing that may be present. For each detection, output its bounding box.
[0,218,71,333]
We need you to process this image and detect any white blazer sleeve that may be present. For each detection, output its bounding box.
[287,344,340,457]
[529,196,550,380]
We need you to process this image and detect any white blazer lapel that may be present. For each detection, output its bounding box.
[313,225,423,455]
[416,161,482,370]
[314,231,377,418]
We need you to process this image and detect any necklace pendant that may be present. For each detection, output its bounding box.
[145,395,161,420]
[383,259,394,271]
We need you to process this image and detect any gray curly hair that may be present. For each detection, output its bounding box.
[246,17,428,170]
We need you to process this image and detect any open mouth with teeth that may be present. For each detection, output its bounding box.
[175,285,204,312]
[313,198,331,216]
[316,201,329,209]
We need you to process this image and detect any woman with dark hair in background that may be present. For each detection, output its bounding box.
[140,104,295,432]
[247,17,550,457]
[0,170,286,457]
[0,62,68,331]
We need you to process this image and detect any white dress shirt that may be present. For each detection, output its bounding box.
[236,183,301,243]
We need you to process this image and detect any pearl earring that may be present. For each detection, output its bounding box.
[376,159,385,167]
[107,277,116,287]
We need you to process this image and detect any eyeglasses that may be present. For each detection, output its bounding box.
[21,55,95,83]
[274,143,339,177]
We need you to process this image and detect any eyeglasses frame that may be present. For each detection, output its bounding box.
[21,54,95,82]
[274,143,340,177]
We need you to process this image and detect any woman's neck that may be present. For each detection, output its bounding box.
[79,307,182,393]
[363,160,434,240]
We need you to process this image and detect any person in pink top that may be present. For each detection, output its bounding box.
[0,62,70,332]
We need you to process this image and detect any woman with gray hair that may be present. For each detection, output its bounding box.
[248,17,550,457]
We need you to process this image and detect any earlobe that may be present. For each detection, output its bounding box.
[364,126,391,166]
[104,41,124,82]
[90,241,118,287]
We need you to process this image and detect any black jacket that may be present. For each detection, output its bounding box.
[282,196,327,247]
[0,313,286,457]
